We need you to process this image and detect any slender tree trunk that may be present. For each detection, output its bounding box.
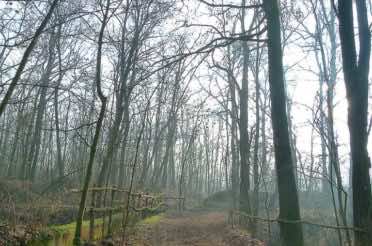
[117,102,131,188]
[263,0,304,245]
[7,85,28,177]
[239,0,251,219]
[179,113,200,206]
[224,109,230,190]
[19,97,38,179]
[337,1,372,245]
[229,68,239,209]
[252,35,261,236]
[29,29,58,180]
[73,1,110,244]
[97,13,140,188]
[138,118,152,187]
[54,26,64,179]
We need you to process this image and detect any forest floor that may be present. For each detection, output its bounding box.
[122,210,264,246]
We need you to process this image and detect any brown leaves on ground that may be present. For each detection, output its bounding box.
[124,211,265,246]
[0,223,42,246]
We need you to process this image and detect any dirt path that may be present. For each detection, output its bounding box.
[125,211,264,246]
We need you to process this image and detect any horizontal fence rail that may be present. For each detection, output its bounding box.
[70,186,185,243]
[229,210,366,233]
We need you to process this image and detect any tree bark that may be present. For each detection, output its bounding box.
[29,29,58,180]
[252,46,260,236]
[337,1,372,245]
[263,0,304,245]
[239,0,251,219]
[73,0,110,244]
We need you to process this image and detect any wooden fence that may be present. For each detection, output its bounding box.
[71,186,185,243]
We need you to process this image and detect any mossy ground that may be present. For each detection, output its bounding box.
[139,213,164,225]
[29,211,164,245]
[29,213,132,245]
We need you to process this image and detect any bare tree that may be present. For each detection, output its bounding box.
[263,0,304,245]
[73,0,111,244]
[0,0,59,118]
[337,0,372,245]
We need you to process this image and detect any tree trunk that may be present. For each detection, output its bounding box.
[29,29,58,180]
[263,0,304,245]
[54,25,64,179]
[337,1,372,245]
[252,51,260,236]
[73,1,110,244]
[239,0,251,219]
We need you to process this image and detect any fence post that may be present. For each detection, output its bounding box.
[137,194,142,209]
[149,197,154,209]
[89,187,96,243]
[108,188,115,236]
[144,194,149,208]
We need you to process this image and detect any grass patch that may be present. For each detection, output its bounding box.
[29,209,164,245]
[29,213,126,245]
[139,213,164,225]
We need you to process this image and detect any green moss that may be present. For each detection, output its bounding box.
[29,213,125,245]
[29,205,164,245]
[139,213,164,225]
[49,215,107,236]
